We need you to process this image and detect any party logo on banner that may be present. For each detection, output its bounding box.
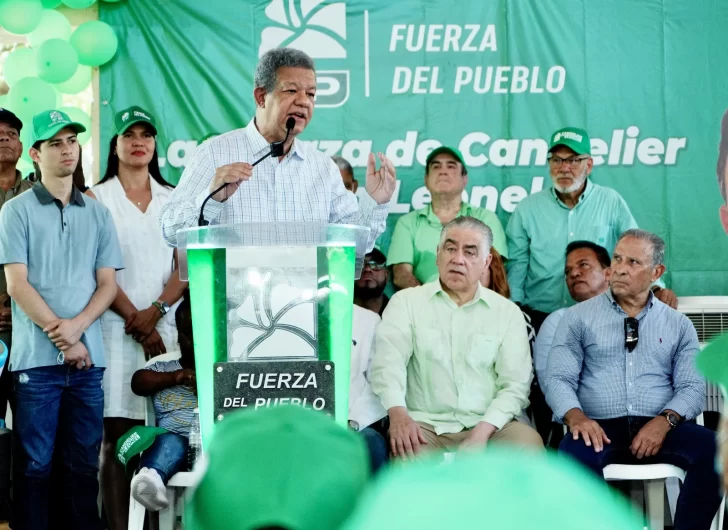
[259,0,349,107]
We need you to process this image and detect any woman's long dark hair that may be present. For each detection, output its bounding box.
[98,127,173,188]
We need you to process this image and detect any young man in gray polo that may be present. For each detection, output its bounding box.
[0,110,123,530]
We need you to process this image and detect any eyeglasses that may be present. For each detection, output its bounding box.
[363,260,386,271]
[624,317,639,352]
[548,156,589,168]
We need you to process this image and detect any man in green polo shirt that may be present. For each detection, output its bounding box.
[388,146,507,289]
[506,127,676,333]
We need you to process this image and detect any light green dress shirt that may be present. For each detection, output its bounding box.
[370,280,532,434]
[506,181,645,314]
[387,203,508,284]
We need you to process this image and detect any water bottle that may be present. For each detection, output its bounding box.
[187,408,201,470]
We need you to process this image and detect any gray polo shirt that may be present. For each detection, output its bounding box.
[0,182,123,371]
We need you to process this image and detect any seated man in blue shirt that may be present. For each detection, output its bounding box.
[544,229,721,530]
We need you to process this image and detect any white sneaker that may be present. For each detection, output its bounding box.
[131,467,169,512]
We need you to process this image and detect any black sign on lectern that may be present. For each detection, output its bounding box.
[213,360,335,420]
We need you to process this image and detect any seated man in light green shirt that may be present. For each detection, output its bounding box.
[371,216,542,458]
[506,127,676,331]
[387,146,507,290]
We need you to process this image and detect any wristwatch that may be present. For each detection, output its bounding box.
[348,420,360,431]
[152,300,170,317]
[659,410,680,429]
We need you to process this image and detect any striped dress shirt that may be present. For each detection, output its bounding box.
[159,119,389,250]
[544,290,704,422]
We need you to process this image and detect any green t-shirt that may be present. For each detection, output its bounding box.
[387,203,507,284]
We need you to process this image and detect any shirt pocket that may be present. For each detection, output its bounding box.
[578,224,611,248]
[413,327,448,366]
[466,333,500,372]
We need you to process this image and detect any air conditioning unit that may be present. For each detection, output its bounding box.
[677,296,728,413]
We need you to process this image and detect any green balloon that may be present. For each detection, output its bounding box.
[20,128,34,163]
[28,9,72,48]
[8,77,57,122]
[36,39,79,84]
[70,20,118,66]
[61,0,96,7]
[0,0,43,34]
[54,65,92,94]
[58,106,92,145]
[3,48,38,87]
[41,0,62,8]
[0,95,7,108]
[100,0,123,2]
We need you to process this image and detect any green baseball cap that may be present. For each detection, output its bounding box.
[549,127,591,155]
[186,406,370,530]
[114,105,157,136]
[115,426,167,471]
[426,146,467,173]
[31,110,87,145]
[343,449,644,530]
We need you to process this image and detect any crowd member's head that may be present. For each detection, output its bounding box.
[547,127,594,194]
[425,146,467,200]
[333,155,357,193]
[254,47,316,141]
[36,144,88,191]
[610,229,666,300]
[187,405,369,530]
[176,291,195,368]
[0,108,23,170]
[479,246,510,298]
[718,110,728,234]
[354,248,387,301]
[341,450,644,530]
[564,241,611,303]
[99,106,171,187]
[29,110,85,180]
[437,216,492,298]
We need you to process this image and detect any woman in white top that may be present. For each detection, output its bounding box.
[87,106,186,530]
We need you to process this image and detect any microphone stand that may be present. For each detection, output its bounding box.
[198,118,295,227]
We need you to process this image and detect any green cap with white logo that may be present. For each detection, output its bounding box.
[115,426,168,471]
[549,127,591,155]
[426,146,467,174]
[114,105,158,136]
[31,110,87,145]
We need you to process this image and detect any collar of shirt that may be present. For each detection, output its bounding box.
[32,181,85,207]
[246,118,306,162]
[418,201,472,225]
[604,288,656,319]
[425,279,491,308]
[549,178,595,209]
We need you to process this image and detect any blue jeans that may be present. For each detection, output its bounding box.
[360,427,388,473]
[139,432,189,484]
[559,416,721,530]
[12,365,105,530]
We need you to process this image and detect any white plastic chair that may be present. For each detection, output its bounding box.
[128,352,200,530]
[599,414,725,530]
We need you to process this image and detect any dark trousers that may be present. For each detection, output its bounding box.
[139,432,189,484]
[559,416,722,530]
[521,306,562,447]
[12,365,105,530]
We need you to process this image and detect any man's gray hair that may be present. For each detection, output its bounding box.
[438,216,493,255]
[331,155,353,175]
[618,229,665,266]
[254,48,316,93]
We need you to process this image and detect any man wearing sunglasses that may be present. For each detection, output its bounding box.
[354,248,389,317]
[506,127,676,334]
[544,229,720,530]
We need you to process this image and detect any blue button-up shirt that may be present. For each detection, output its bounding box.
[544,290,704,422]
[0,182,123,371]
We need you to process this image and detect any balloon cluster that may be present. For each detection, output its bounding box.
[0,0,122,171]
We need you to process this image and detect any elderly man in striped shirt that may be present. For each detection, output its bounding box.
[160,48,396,250]
[544,229,720,530]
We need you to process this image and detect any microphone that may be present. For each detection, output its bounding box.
[198,117,296,226]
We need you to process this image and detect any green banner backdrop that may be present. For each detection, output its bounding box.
[99,0,728,296]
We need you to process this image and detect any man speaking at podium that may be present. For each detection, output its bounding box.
[160,47,396,251]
